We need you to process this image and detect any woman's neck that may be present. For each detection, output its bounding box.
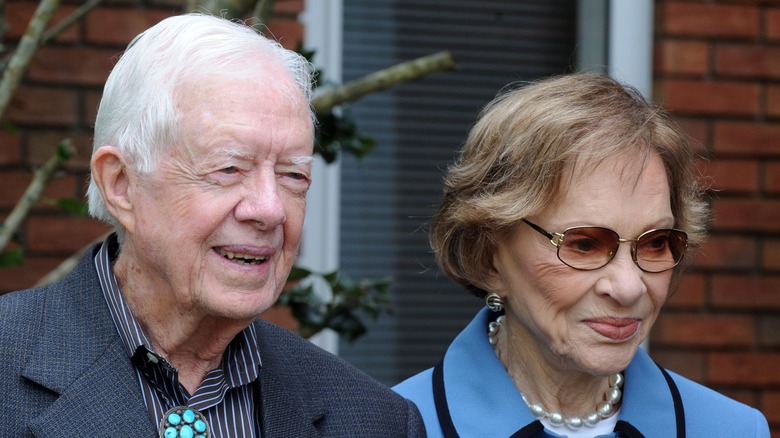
[493,315,617,417]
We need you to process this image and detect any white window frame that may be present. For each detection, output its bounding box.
[578,0,653,97]
[298,0,344,353]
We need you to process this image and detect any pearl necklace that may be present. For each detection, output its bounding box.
[488,315,624,431]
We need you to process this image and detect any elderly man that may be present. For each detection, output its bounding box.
[0,14,424,437]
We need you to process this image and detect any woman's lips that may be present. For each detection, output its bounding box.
[584,318,640,341]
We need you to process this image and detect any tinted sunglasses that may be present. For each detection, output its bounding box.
[522,219,688,273]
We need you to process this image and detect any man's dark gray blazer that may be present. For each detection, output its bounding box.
[0,243,425,437]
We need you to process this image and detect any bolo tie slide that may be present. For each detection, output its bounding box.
[159,406,210,438]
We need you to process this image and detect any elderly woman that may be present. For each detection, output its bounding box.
[393,73,770,438]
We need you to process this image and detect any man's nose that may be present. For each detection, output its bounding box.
[234,172,286,229]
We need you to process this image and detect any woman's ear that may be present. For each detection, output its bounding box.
[481,252,504,295]
[91,146,135,232]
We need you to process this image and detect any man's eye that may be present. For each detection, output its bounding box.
[220,166,239,174]
[286,172,306,180]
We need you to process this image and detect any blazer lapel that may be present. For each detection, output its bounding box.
[20,248,154,437]
[25,338,154,437]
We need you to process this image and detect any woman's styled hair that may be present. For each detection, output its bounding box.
[431,72,710,297]
[86,13,315,230]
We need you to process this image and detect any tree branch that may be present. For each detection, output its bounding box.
[0,0,59,120]
[0,139,75,253]
[312,51,457,115]
[251,0,273,27]
[42,0,103,44]
[0,0,104,74]
[35,231,109,286]
[186,0,256,18]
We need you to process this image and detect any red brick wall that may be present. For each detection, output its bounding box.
[654,1,780,435]
[0,0,303,293]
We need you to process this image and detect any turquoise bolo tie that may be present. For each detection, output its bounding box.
[159,406,210,438]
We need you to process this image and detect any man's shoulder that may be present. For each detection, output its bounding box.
[1,248,101,322]
[0,285,52,339]
[0,245,110,366]
[252,319,426,436]
[252,319,368,374]
[252,318,403,395]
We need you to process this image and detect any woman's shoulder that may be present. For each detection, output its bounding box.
[665,368,770,436]
[393,367,434,401]
[393,368,445,438]
[666,367,756,411]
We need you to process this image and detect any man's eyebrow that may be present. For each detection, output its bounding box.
[204,148,253,161]
[203,149,312,165]
[286,155,313,165]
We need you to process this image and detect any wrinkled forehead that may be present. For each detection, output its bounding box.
[175,53,307,104]
[548,145,662,209]
[572,145,654,180]
[169,61,313,150]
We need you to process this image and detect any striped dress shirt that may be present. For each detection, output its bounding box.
[93,235,262,437]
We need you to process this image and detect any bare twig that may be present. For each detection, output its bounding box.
[0,0,59,120]
[35,231,109,286]
[0,0,103,70]
[42,0,103,43]
[0,0,104,73]
[186,0,255,18]
[0,139,75,253]
[313,51,457,115]
[251,0,273,27]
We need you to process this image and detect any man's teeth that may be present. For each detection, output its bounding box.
[218,248,268,264]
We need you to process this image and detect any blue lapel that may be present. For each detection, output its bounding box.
[618,348,680,436]
[438,309,682,438]
[442,309,539,436]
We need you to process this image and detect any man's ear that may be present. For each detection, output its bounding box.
[91,146,135,233]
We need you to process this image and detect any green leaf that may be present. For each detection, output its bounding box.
[279,266,393,343]
[287,266,312,281]
[314,107,376,163]
[0,247,25,268]
[54,197,88,215]
[0,120,19,134]
[329,312,366,343]
[322,270,340,285]
[296,44,324,88]
[56,140,74,160]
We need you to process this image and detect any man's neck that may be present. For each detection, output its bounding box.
[114,252,252,394]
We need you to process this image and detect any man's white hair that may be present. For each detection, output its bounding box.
[86,13,315,232]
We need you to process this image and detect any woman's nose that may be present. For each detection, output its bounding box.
[596,245,646,306]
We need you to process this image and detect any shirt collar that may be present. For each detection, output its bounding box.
[93,233,263,388]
